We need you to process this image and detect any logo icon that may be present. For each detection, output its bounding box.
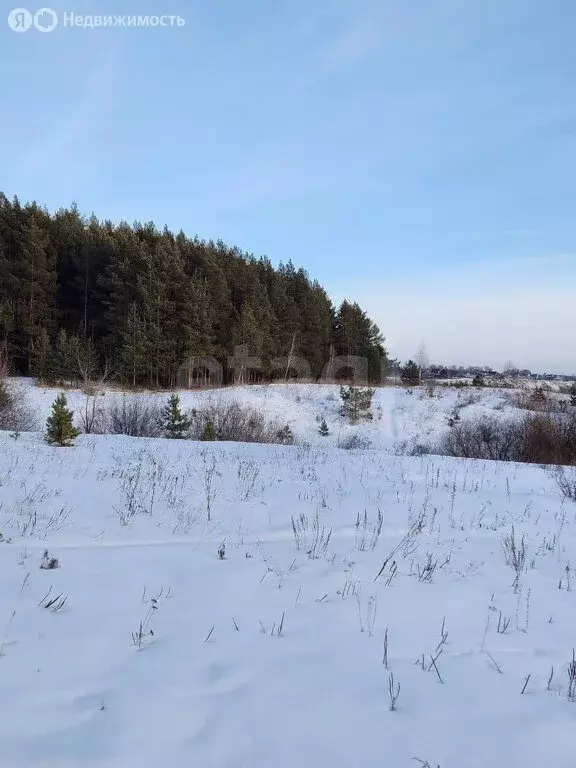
[7,7,58,32]
[7,7,33,31]
[34,7,58,32]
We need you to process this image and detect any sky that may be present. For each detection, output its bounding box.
[1,0,575,373]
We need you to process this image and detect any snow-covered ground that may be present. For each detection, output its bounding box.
[16,377,518,452]
[1,381,575,767]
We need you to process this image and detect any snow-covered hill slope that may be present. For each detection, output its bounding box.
[0,430,575,767]
[18,377,518,453]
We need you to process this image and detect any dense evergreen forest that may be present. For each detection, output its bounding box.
[0,194,387,388]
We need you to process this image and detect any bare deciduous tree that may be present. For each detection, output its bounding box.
[415,343,429,381]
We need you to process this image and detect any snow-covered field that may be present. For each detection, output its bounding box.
[1,381,575,767]
[18,377,517,452]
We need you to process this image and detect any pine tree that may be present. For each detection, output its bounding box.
[120,303,148,387]
[0,197,387,387]
[55,328,74,384]
[334,300,387,382]
[401,360,420,386]
[569,382,576,407]
[30,327,53,383]
[318,417,330,436]
[339,385,375,424]
[201,421,216,441]
[160,394,191,439]
[45,393,79,446]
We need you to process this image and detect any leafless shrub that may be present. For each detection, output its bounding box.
[438,416,522,461]
[374,517,424,581]
[357,593,377,635]
[75,388,106,434]
[413,759,441,768]
[189,400,293,444]
[113,451,161,524]
[291,511,332,558]
[408,442,433,456]
[382,627,389,667]
[417,553,438,583]
[132,604,156,650]
[104,395,162,437]
[172,507,200,535]
[456,390,481,408]
[40,591,68,612]
[435,617,448,653]
[388,672,400,711]
[200,449,220,522]
[355,509,383,551]
[568,650,576,702]
[428,648,444,683]
[508,386,568,414]
[270,611,286,637]
[497,611,511,634]
[72,358,114,434]
[236,459,261,500]
[487,652,503,674]
[522,413,576,465]
[438,412,576,465]
[501,526,527,591]
[339,433,372,450]
[114,461,147,525]
[552,467,576,502]
[0,377,38,432]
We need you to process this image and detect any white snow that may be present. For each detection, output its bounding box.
[0,381,575,767]
[16,377,520,452]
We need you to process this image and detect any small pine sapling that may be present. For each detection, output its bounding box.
[201,421,216,441]
[45,393,79,447]
[160,393,191,439]
[276,424,294,444]
[339,385,375,424]
[318,417,330,436]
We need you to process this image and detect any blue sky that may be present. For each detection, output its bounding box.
[1,0,575,372]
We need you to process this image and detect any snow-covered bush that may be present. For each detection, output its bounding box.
[339,433,372,450]
[438,412,576,465]
[104,395,163,437]
[189,400,293,445]
[0,359,37,433]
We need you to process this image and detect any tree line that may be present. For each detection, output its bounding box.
[0,194,387,388]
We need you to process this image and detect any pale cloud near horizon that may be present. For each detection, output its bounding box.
[330,255,576,374]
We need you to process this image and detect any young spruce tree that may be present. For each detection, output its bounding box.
[45,393,79,447]
[318,417,330,436]
[160,394,191,439]
[400,360,420,387]
[201,421,216,441]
